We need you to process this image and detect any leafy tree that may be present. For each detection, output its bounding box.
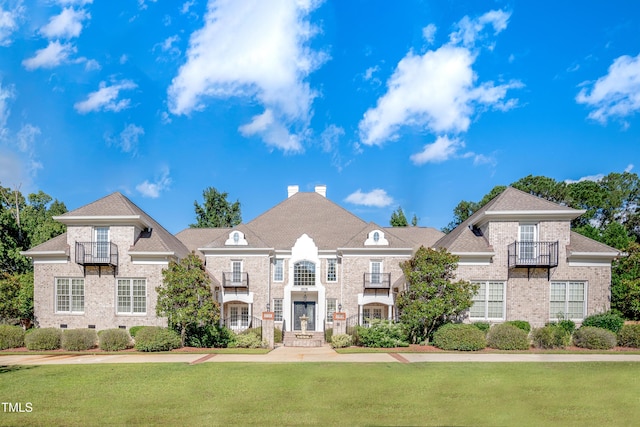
[390,207,408,227]
[611,243,640,320]
[411,214,418,227]
[396,247,478,343]
[511,175,567,204]
[442,185,506,233]
[191,187,242,228]
[157,253,220,346]
[0,272,33,327]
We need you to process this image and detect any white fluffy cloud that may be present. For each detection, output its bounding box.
[105,123,144,153]
[41,7,90,39]
[0,2,22,47]
[22,40,76,70]
[358,9,520,153]
[344,189,393,207]
[136,167,171,198]
[0,82,14,134]
[168,0,325,151]
[410,136,463,165]
[74,80,137,114]
[576,53,640,127]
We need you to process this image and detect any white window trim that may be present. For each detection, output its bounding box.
[370,260,383,284]
[231,260,243,284]
[55,277,85,314]
[326,298,337,322]
[116,278,147,315]
[326,259,337,282]
[273,298,283,322]
[273,259,284,282]
[550,281,587,321]
[469,281,506,321]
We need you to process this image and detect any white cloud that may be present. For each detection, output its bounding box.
[74,80,137,114]
[410,136,463,165]
[625,164,634,173]
[0,82,14,134]
[238,109,303,152]
[320,124,344,153]
[138,0,157,10]
[358,9,520,147]
[576,53,640,126]
[84,58,100,71]
[22,40,76,70]
[40,7,90,39]
[181,0,196,14]
[344,188,393,207]
[56,0,93,5]
[105,123,144,154]
[16,124,43,174]
[168,0,326,151]
[449,9,510,48]
[154,35,181,61]
[422,23,436,44]
[0,1,23,47]
[136,167,171,198]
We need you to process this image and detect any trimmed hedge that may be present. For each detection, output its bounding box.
[472,322,491,334]
[505,320,531,333]
[128,326,144,338]
[25,328,62,351]
[99,329,132,351]
[573,326,617,350]
[229,333,264,348]
[0,325,25,350]
[432,323,486,351]
[62,329,98,351]
[531,325,571,349]
[550,319,576,335]
[617,324,640,348]
[487,323,530,350]
[134,327,181,352]
[331,334,353,349]
[582,311,625,334]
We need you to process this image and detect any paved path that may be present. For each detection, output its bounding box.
[2,346,640,365]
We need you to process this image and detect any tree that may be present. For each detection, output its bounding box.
[411,214,418,227]
[390,207,408,227]
[442,185,506,233]
[191,187,242,228]
[0,272,33,327]
[157,253,219,346]
[396,247,478,343]
[611,243,640,320]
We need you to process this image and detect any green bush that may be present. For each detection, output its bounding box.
[505,320,531,333]
[432,323,486,351]
[582,311,625,334]
[531,325,571,349]
[357,320,409,348]
[61,329,98,351]
[324,328,333,343]
[617,324,640,348]
[128,326,144,338]
[229,333,264,348]
[185,324,235,348]
[134,327,181,352]
[25,328,62,351]
[472,322,491,334]
[0,325,25,350]
[274,327,283,344]
[550,319,576,335]
[486,323,530,350]
[99,329,132,351]
[573,326,617,350]
[331,334,353,349]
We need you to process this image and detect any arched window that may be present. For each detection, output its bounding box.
[294,261,316,286]
[373,231,380,243]
[233,232,240,244]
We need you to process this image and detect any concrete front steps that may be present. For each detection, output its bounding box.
[282,331,325,347]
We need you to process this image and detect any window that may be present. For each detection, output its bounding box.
[233,232,239,244]
[117,279,146,314]
[363,306,383,326]
[373,232,380,242]
[470,281,505,320]
[229,305,249,329]
[327,259,337,282]
[519,224,537,261]
[56,278,84,313]
[550,281,586,320]
[231,261,242,283]
[370,261,382,284]
[274,259,284,282]
[273,299,283,321]
[94,226,110,261]
[294,261,315,286]
[326,298,337,321]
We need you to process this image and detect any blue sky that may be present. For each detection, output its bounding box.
[1,0,639,234]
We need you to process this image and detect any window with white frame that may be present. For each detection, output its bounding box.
[294,261,315,286]
[56,278,85,313]
[519,224,537,261]
[550,281,586,320]
[94,226,110,260]
[470,281,505,320]
[229,305,249,328]
[273,299,283,321]
[362,306,383,326]
[327,259,337,282]
[274,259,284,282]
[117,278,147,314]
[231,260,242,283]
[326,298,337,322]
[370,261,382,284]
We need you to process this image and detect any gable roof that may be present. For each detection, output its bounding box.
[22,233,69,256]
[567,231,621,256]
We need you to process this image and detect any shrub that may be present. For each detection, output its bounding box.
[582,311,625,334]
[472,322,491,334]
[25,328,62,351]
[331,334,353,349]
[357,320,409,348]
[617,324,640,348]
[99,329,132,351]
[128,326,144,338]
[185,324,235,348]
[134,327,181,352]
[573,326,617,350]
[531,325,571,349]
[229,333,264,348]
[432,323,486,351]
[505,320,531,333]
[274,327,283,344]
[486,323,530,350]
[61,329,98,351]
[552,319,576,335]
[324,328,333,343]
[0,325,25,350]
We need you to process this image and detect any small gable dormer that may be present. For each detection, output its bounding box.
[365,229,388,246]
[225,230,248,246]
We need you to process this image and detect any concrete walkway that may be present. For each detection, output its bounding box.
[2,345,640,365]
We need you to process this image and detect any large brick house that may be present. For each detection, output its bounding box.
[23,185,621,333]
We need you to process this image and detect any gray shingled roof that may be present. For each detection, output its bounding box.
[384,226,445,249]
[23,233,69,255]
[567,231,620,255]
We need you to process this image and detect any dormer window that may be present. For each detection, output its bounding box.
[365,229,388,246]
[225,230,248,246]
[233,232,239,244]
[373,232,380,243]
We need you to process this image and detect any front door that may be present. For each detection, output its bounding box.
[293,301,315,331]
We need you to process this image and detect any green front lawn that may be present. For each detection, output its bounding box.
[1,363,638,426]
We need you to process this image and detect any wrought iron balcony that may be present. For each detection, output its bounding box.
[508,241,559,269]
[363,273,391,289]
[75,241,118,267]
[222,272,249,289]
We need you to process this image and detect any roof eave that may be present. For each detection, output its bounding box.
[53,215,152,228]
[473,210,586,226]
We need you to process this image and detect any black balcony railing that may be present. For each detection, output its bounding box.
[75,241,118,266]
[508,241,559,269]
[363,272,391,289]
[222,272,249,289]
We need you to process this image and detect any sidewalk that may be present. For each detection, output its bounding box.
[2,345,640,365]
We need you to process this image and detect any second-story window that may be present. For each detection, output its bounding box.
[231,261,242,283]
[370,261,382,284]
[94,226,109,260]
[294,261,315,286]
[274,259,284,282]
[519,224,537,261]
[327,259,337,282]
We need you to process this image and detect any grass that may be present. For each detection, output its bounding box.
[1,362,639,426]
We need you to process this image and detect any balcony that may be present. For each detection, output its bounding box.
[75,241,118,276]
[363,273,391,295]
[222,272,249,290]
[508,241,559,279]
